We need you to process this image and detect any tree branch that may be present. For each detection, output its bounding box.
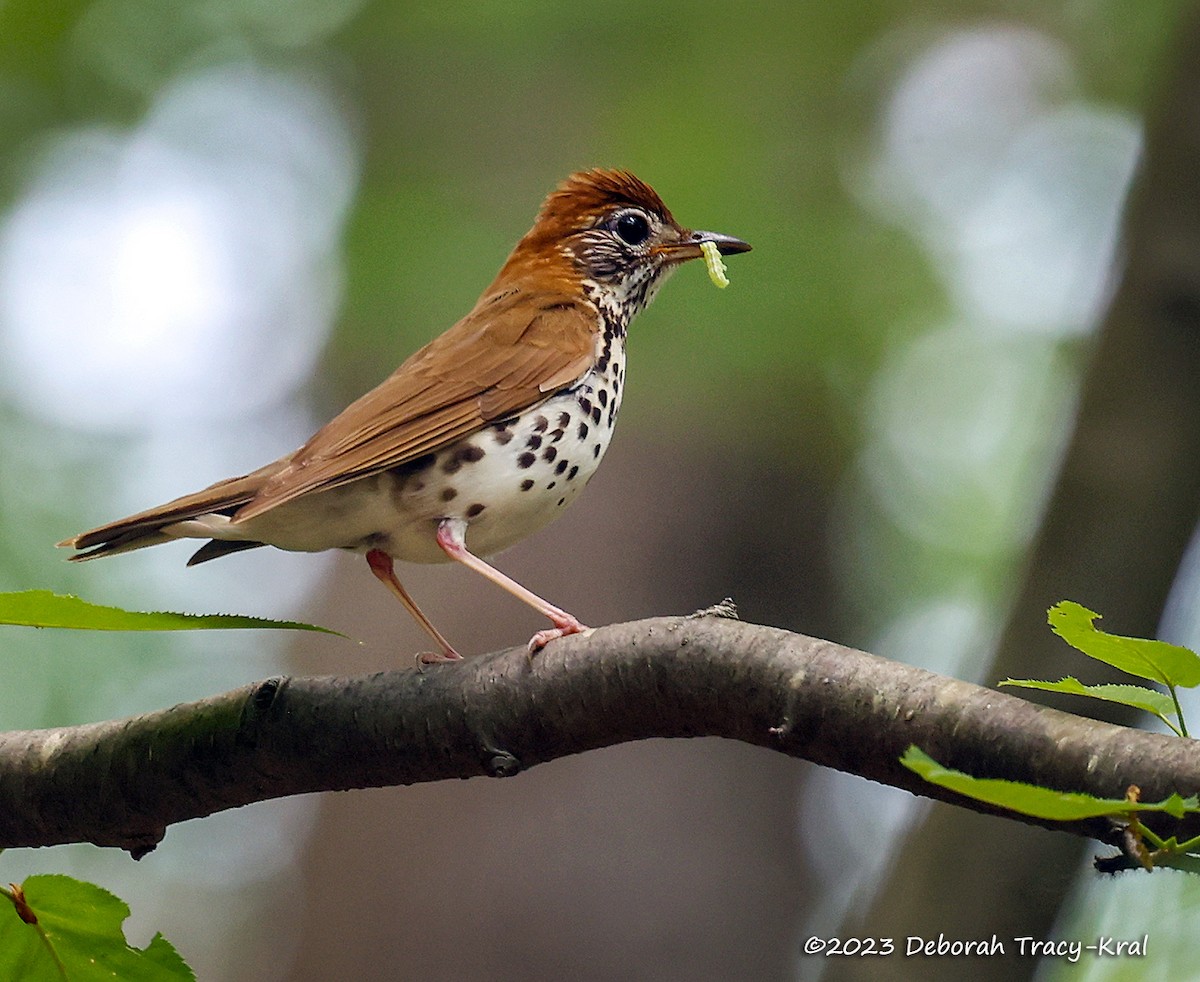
[3,614,1196,858]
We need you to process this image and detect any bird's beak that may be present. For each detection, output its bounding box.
[654,229,752,265]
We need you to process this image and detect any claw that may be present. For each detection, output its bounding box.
[528,618,591,654]
[417,649,464,667]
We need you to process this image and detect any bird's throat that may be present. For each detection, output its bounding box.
[581,263,672,339]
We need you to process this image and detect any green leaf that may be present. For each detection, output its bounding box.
[0,874,195,981]
[1000,676,1177,720]
[1048,601,1200,687]
[900,746,1200,821]
[0,590,342,636]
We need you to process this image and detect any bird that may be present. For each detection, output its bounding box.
[60,169,751,662]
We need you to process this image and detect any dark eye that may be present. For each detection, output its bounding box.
[613,211,651,246]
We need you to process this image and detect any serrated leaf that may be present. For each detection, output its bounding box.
[901,746,1200,821]
[1048,601,1200,687]
[141,935,195,977]
[0,590,342,636]
[1000,676,1176,719]
[1148,852,1200,873]
[1157,792,1194,820]
[0,874,195,981]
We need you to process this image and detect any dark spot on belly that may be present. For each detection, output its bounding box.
[557,497,566,507]
[555,459,568,474]
[457,445,484,463]
[492,426,514,445]
[550,427,565,442]
[543,445,557,462]
[547,481,556,490]
[597,389,608,408]
[593,443,601,458]
[441,487,458,502]
[466,503,485,518]
[520,479,534,491]
[591,407,601,424]
[526,434,542,450]
[580,397,592,414]
[441,456,462,474]
[533,414,549,433]
[567,465,578,480]
[557,411,570,427]
[578,421,589,440]
[518,452,536,468]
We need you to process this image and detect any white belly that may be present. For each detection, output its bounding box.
[184,349,627,564]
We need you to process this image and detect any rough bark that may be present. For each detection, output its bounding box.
[2,613,1196,860]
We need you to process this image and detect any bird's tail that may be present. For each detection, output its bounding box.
[59,466,277,565]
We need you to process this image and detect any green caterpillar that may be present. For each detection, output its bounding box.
[700,240,730,288]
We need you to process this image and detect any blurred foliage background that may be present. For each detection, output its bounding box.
[1,1,1197,979]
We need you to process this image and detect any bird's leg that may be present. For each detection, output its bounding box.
[365,549,462,663]
[435,518,589,653]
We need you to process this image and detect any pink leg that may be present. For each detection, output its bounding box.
[366,549,462,664]
[435,518,588,652]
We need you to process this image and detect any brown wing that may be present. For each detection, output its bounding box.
[233,289,597,522]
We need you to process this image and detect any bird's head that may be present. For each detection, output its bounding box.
[493,169,751,325]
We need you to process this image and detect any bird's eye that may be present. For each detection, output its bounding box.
[613,211,651,246]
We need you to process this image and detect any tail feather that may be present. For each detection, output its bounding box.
[59,462,284,564]
[66,530,178,562]
[187,539,267,566]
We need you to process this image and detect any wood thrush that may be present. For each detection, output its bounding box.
[61,169,751,661]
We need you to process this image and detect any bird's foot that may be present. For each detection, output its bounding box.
[527,615,591,654]
[415,647,464,668]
